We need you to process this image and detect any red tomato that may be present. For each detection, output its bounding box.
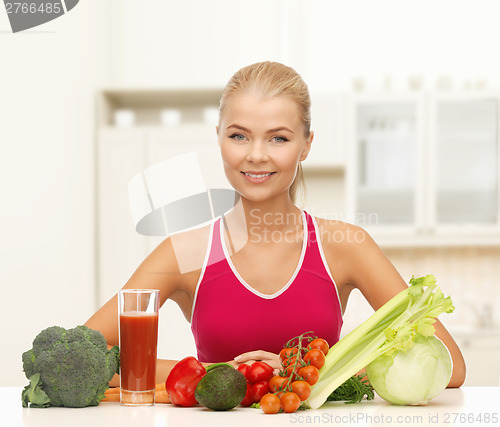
[308,338,329,356]
[280,392,301,413]
[237,364,252,382]
[249,361,274,383]
[260,393,281,414]
[281,355,299,368]
[297,365,319,386]
[284,363,301,381]
[251,380,270,403]
[269,375,289,393]
[279,347,298,365]
[239,383,254,407]
[304,348,326,370]
[291,380,311,401]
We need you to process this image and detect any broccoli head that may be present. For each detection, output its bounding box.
[22,325,119,408]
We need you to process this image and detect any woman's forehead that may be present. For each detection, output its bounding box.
[221,94,302,128]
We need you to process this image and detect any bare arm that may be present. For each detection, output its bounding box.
[323,222,466,388]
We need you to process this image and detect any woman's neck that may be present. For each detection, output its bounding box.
[223,193,304,248]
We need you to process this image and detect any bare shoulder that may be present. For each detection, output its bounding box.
[158,222,213,276]
[313,217,374,251]
[312,216,382,288]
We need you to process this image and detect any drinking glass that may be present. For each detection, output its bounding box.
[118,289,159,406]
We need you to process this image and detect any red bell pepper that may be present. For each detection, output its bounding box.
[166,356,206,407]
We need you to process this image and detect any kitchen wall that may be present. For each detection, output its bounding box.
[2,0,500,386]
[0,2,114,385]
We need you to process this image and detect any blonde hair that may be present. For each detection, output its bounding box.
[219,61,310,205]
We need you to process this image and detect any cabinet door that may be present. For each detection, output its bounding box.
[431,98,499,227]
[454,335,500,386]
[307,93,345,168]
[97,128,148,305]
[349,98,424,228]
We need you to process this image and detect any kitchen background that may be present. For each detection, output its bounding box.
[1,0,499,387]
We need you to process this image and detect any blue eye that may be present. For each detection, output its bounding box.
[273,136,289,143]
[229,133,246,141]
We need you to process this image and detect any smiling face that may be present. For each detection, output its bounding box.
[217,94,313,204]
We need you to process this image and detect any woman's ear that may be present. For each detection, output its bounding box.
[216,125,221,146]
[299,131,314,161]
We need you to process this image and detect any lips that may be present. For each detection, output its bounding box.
[241,171,276,184]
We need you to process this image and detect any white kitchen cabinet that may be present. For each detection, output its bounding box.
[428,95,500,233]
[97,128,151,304]
[347,93,500,246]
[347,95,425,231]
[453,331,500,386]
[306,93,347,170]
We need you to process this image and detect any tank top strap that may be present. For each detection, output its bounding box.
[205,217,227,271]
[302,211,334,283]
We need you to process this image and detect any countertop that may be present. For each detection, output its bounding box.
[4,387,499,427]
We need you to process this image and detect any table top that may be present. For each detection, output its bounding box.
[4,387,500,427]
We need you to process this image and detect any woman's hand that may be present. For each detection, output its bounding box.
[232,350,281,373]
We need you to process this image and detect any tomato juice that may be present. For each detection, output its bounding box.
[119,312,159,391]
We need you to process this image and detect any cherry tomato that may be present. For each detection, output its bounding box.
[281,355,298,368]
[269,375,289,393]
[239,383,254,407]
[260,393,281,414]
[291,380,311,401]
[279,347,298,365]
[298,365,319,386]
[284,363,301,381]
[249,361,274,383]
[237,364,252,382]
[251,380,270,403]
[308,338,329,356]
[304,348,325,370]
[280,392,301,413]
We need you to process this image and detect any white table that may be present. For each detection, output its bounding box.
[4,387,499,427]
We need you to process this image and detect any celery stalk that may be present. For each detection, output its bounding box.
[307,275,454,409]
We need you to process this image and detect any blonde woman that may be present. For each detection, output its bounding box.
[86,62,465,387]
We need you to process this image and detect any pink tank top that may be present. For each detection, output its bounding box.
[190,211,343,363]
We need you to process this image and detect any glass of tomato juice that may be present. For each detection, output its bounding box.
[118,289,159,406]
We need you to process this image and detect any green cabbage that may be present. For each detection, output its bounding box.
[366,335,452,405]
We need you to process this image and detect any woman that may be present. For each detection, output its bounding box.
[85,61,465,387]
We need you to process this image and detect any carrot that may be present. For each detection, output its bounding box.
[155,383,170,403]
[155,390,170,404]
[101,385,171,403]
[102,388,120,401]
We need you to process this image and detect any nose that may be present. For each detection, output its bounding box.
[246,140,269,163]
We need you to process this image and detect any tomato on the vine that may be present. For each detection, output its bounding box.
[260,393,281,414]
[281,355,299,368]
[280,392,301,413]
[307,338,329,356]
[291,380,311,401]
[279,347,298,365]
[304,348,326,370]
[284,363,301,381]
[298,365,319,386]
[269,375,289,393]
